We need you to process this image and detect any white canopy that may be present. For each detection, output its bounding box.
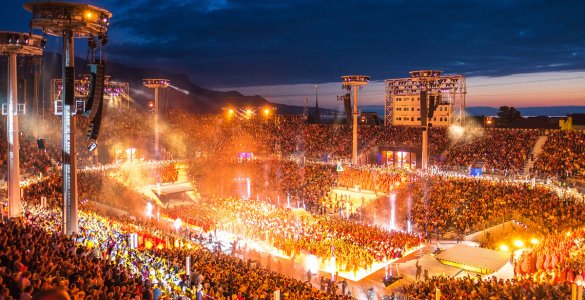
[436,244,510,274]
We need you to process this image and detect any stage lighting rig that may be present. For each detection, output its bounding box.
[25,1,112,235]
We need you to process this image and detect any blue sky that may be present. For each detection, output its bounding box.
[2,0,584,108]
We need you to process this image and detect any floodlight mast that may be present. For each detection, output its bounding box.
[25,1,111,235]
[413,70,441,171]
[341,75,369,165]
[0,32,44,218]
[143,79,170,160]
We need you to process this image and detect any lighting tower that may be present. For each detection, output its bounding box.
[0,32,44,218]
[143,79,170,159]
[341,75,369,165]
[25,1,112,235]
[416,70,441,170]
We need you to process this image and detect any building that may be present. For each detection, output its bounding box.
[560,114,585,130]
[384,70,466,127]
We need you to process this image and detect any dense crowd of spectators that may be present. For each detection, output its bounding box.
[1,208,153,300]
[4,111,584,182]
[165,111,450,162]
[533,130,585,179]
[401,275,571,299]
[0,173,356,299]
[168,197,420,275]
[186,159,337,212]
[441,128,540,173]
[514,227,585,284]
[335,166,406,194]
[2,108,585,299]
[400,175,585,237]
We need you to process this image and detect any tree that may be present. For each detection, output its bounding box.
[497,106,522,125]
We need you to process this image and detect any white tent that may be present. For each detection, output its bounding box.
[436,244,510,275]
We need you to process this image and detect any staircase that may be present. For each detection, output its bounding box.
[522,135,548,176]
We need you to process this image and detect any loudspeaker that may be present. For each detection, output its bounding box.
[343,93,352,124]
[37,138,45,150]
[64,67,75,106]
[84,61,105,119]
[428,95,441,119]
[87,85,104,143]
[420,91,427,126]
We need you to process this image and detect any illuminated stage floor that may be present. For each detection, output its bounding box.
[206,228,423,282]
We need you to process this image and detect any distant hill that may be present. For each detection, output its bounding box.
[361,105,585,117]
[467,106,585,117]
[35,53,270,114]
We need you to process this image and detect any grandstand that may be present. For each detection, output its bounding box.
[0,3,583,299]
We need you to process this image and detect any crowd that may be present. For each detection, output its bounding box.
[4,110,584,183]
[0,173,357,299]
[168,197,420,274]
[440,128,541,173]
[514,227,585,284]
[400,175,585,238]
[533,130,585,179]
[401,275,571,299]
[165,111,450,162]
[0,210,153,300]
[335,166,406,194]
[0,121,56,178]
[2,106,585,300]
[186,159,337,212]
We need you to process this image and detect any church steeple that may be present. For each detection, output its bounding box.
[314,85,321,124]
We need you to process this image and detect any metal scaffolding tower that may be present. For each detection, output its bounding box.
[384,70,466,126]
[50,75,130,113]
[25,1,112,235]
[0,32,45,218]
[143,79,170,160]
[341,75,369,165]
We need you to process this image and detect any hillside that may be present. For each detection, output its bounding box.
[36,53,271,113]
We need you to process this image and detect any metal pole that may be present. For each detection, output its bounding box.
[33,57,41,138]
[352,86,358,165]
[422,128,428,170]
[154,86,159,159]
[62,29,78,235]
[7,52,21,218]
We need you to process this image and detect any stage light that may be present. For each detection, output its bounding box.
[263,108,270,115]
[84,11,93,19]
[499,244,509,252]
[174,218,182,231]
[513,240,524,248]
[530,238,539,245]
[449,124,465,139]
[228,109,234,114]
[305,254,318,275]
[145,202,153,217]
[88,141,98,152]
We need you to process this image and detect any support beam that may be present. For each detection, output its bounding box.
[352,86,358,165]
[154,86,160,159]
[7,52,21,218]
[62,29,78,235]
[422,128,428,170]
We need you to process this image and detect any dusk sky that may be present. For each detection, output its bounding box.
[2,0,584,109]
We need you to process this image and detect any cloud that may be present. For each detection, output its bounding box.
[218,71,585,109]
[2,0,585,88]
